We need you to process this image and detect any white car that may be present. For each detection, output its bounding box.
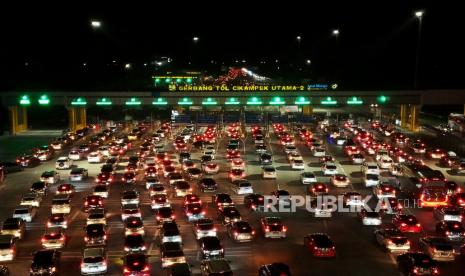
[69,168,88,182]
[20,192,42,207]
[203,150,215,160]
[68,149,82,161]
[87,208,107,225]
[375,150,389,161]
[55,157,72,170]
[233,181,253,195]
[98,146,110,157]
[351,154,365,165]
[322,162,338,175]
[311,201,333,218]
[313,147,326,157]
[361,162,380,175]
[230,158,245,170]
[40,171,60,185]
[41,229,66,249]
[330,174,350,188]
[262,166,277,179]
[13,206,37,222]
[343,192,365,206]
[291,159,305,170]
[51,195,71,214]
[301,172,317,184]
[87,152,103,163]
[363,174,380,187]
[81,247,108,275]
[204,163,220,174]
[150,194,171,210]
[377,156,393,170]
[389,164,403,176]
[194,219,217,240]
[287,152,302,162]
[360,211,382,225]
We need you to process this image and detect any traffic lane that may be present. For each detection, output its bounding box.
[239,129,399,275]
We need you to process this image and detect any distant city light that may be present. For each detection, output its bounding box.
[193,36,199,42]
[415,10,424,18]
[296,36,302,41]
[306,59,311,64]
[332,29,340,35]
[125,63,131,69]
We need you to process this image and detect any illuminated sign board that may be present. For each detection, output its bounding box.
[96,98,112,105]
[307,83,338,91]
[169,85,306,92]
[19,95,31,106]
[125,98,141,105]
[71,97,87,106]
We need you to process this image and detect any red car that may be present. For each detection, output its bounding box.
[304,233,336,257]
[392,214,422,233]
[426,148,445,159]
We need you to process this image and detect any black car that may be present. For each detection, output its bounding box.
[179,152,191,163]
[244,193,265,211]
[213,193,234,209]
[124,234,146,253]
[199,236,224,259]
[169,263,192,276]
[0,265,9,276]
[198,178,218,192]
[200,155,212,164]
[156,207,175,224]
[0,162,23,173]
[84,223,107,246]
[100,164,114,175]
[259,153,273,165]
[30,249,61,276]
[128,156,139,166]
[122,253,150,275]
[30,181,47,196]
[217,206,241,225]
[396,253,439,276]
[17,155,41,168]
[259,262,292,276]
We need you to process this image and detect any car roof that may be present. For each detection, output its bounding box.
[83,247,105,257]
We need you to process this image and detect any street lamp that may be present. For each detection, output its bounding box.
[332,29,340,39]
[90,20,101,28]
[193,36,199,42]
[296,35,302,42]
[125,63,131,69]
[414,10,424,89]
[305,59,311,65]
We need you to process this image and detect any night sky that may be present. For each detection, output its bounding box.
[0,1,463,91]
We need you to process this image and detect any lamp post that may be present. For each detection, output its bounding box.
[414,10,424,89]
[332,29,340,40]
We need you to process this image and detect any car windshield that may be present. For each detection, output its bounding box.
[52,199,69,205]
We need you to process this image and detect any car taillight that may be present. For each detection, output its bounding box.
[416,223,421,227]
[171,215,175,219]
[123,267,130,273]
[401,223,406,227]
[85,202,88,206]
[103,235,107,240]
[41,238,46,243]
[84,237,89,241]
[265,226,270,232]
[283,226,287,232]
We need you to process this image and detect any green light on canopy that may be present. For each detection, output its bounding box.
[377,95,388,103]
[19,95,31,106]
[178,97,193,105]
[295,96,311,105]
[155,78,161,83]
[165,78,171,83]
[125,97,142,105]
[321,96,337,105]
[269,96,286,105]
[176,78,182,83]
[247,97,262,105]
[71,97,87,106]
[186,78,192,84]
[347,96,363,105]
[152,98,168,105]
[96,98,112,106]
[38,95,50,105]
[202,97,217,105]
[225,97,240,105]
